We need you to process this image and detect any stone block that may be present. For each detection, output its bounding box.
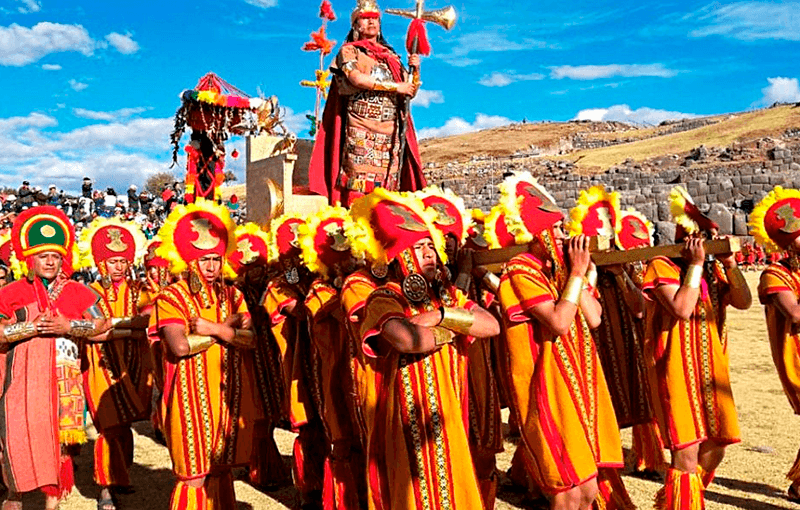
[709,184,721,194]
[707,203,733,234]
[753,175,769,184]
[733,211,748,236]
[654,221,676,246]
[771,174,788,185]
[740,175,752,185]
[657,201,671,221]
[721,178,734,190]
[717,189,733,202]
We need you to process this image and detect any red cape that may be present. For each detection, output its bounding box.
[308,78,426,206]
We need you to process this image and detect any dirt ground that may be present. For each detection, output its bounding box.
[25,271,800,509]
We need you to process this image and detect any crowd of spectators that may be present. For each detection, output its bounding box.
[0,177,245,240]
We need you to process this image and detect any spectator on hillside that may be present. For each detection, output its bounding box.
[47,185,59,206]
[17,181,34,210]
[138,190,152,214]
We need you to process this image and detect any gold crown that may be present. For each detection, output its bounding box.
[351,0,381,23]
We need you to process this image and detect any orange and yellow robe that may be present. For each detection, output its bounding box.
[642,256,740,450]
[83,279,154,487]
[498,252,623,494]
[262,275,325,496]
[360,281,483,509]
[152,280,260,479]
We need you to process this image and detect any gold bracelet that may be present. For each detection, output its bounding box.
[186,334,216,355]
[373,79,398,92]
[683,264,704,289]
[439,307,475,335]
[68,319,97,338]
[561,276,584,305]
[431,326,454,347]
[585,267,598,289]
[725,265,747,290]
[481,271,501,293]
[2,322,37,343]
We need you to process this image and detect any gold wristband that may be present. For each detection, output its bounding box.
[69,319,97,338]
[439,307,475,335]
[585,268,598,289]
[186,334,216,355]
[2,322,37,343]
[683,264,703,289]
[373,79,398,92]
[431,326,454,347]
[481,271,501,293]
[561,276,584,305]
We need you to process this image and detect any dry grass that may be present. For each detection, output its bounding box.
[570,106,800,171]
[39,271,800,509]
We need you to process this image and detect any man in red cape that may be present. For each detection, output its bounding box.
[308,0,426,207]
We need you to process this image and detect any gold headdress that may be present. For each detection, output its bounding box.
[669,186,718,239]
[414,185,472,244]
[351,0,381,23]
[77,217,147,274]
[617,208,654,250]
[567,185,621,241]
[298,205,362,280]
[749,186,800,254]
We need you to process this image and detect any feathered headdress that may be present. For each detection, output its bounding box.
[266,213,307,263]
[749,186,800,254]
[669,186,718,239]
[228,222,271,276]
[617,208,654,250]
[499,171,563,239]
[298,205,362,279]
[11,205,77,276]
[483,203,530,249]
[156,198,237,275]
[77,217,147,275]
[567,185,621,241]
[415,185,472,244]
[349,188,446,265]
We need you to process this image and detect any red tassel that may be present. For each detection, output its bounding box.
[58,455,75,499]
[406,19,431,56]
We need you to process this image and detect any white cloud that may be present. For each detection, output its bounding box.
[412,89,444,108]
[243,0,278,8]
[686,2,800,41]
[573,104,696,126]
[418,113,514,139]
[479,71,545,87]
[551,64,677,80]
[281,106,311,135]
[438,29,555,67]
[0,22,95,66]
[756,77,800,106]
[0,113,174,192]
[104,32,139,55]
[73,107,149,121]
[17,0,41,13]
[69,79,88,91]
[41,63,61,70]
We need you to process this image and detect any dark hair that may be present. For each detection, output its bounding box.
[344,27,400,58]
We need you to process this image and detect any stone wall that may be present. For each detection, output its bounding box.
[431,142,800,245]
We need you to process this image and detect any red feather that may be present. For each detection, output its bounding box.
[319,0,336,21]
[406,19,431,56]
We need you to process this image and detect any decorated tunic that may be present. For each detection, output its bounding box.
[498,253,623,494]
[759,261,800,414]
[642,256,740,449]
[593,269,653,427]
[152,279,259,479]
[360,281,483,509]
[0,278,98,494]
[83,279,153,431]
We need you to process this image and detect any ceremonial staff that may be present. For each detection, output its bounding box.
[385,0,456,171]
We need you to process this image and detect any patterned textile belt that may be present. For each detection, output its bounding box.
[337,171,398,193]
[348,91,397,122]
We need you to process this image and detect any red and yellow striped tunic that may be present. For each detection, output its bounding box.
[360,282,483,510]
[83,279,153,431]
[642,256,740,449]
[152,280,259,479]
[498,252,623,494]
[759,261,800,414]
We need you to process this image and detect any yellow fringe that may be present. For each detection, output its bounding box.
[787,448,800,482]
[696,465,714,488]
[60,428,87,445]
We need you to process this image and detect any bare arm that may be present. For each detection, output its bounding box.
[579,289,603,329]
[191,316,254,349]
[771,290,800,323]
[381,315,444,354]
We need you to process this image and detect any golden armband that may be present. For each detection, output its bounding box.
[431,326,454,347]
[186,335,216,355]
[683,264,703,289]
[68,319,98,338]
[2,322,37,343]
[561,276,584,305]
[439,307,475,335]
[373,79,398,92]
[584,267,598,289]
[725,265,747,290]
[341,60,358,77]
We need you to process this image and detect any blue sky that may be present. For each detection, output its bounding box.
[1,0,799,194]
